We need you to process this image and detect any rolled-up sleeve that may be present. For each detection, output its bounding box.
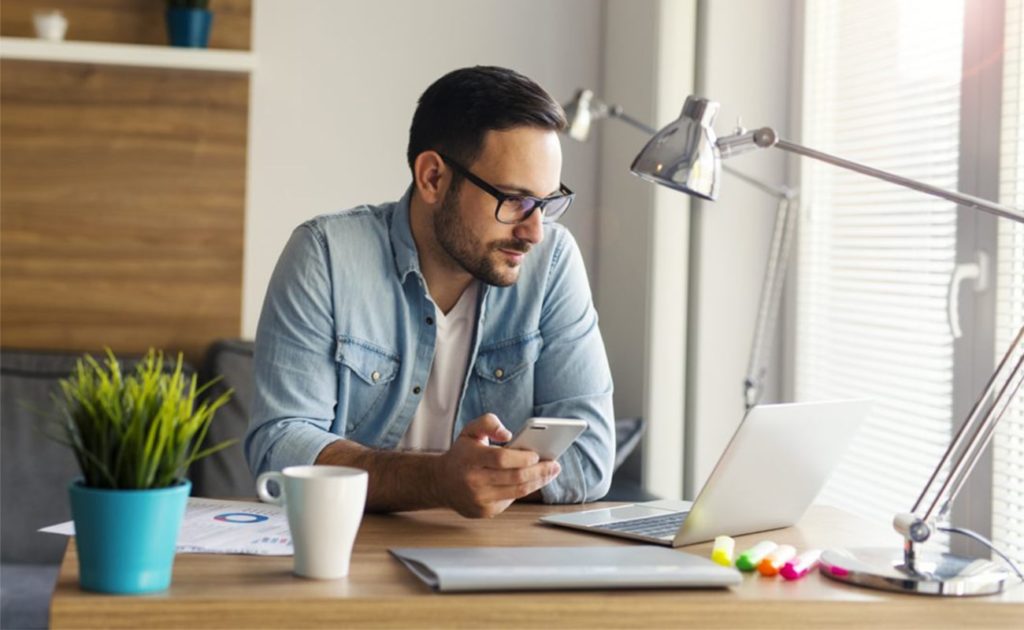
[244,224,343,476]
[533,231,615,503]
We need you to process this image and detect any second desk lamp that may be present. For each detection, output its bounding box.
[562,89,796,410]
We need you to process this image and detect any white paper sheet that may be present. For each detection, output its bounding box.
[40,497,293,556]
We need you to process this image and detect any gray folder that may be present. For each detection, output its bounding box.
[389,546,741,592]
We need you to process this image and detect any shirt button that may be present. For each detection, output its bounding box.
[371,371,381,383]
[413,385,422,395]
[494,368,504,379]
[426,316,434,325]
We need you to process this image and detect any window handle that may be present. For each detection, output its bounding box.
[946,251,990,339]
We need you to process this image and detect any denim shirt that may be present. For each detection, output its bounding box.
[245,187,615,503]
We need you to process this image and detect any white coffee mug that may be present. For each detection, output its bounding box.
[256,465,368,579]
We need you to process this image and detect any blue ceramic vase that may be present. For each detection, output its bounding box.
[68,479,190,594]
[166,8,213,48]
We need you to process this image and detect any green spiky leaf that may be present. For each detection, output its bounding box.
[49,348,236,490]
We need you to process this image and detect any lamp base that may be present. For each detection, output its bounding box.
[820,547,1009,596]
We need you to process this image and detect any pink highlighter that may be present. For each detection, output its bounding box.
[780,549,823,580]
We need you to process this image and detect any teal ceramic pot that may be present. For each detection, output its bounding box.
[166,8,213,48]
[68,479,190,594]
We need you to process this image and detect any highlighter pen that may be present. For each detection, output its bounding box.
[780,549,823,581]
[711,536,736,567]
[757,544,797,576]
[736,541,778,571]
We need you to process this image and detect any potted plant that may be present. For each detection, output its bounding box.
[51,348,233,594]
[166,0,213,48]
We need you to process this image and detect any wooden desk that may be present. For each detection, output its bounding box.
[50,504,1023,629]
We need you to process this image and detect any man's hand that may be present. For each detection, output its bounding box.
[314,413,560,517]
[432,414,561,518]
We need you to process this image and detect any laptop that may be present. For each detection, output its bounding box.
[540,400,870,547]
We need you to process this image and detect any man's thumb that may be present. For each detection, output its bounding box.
[461,413,512,444]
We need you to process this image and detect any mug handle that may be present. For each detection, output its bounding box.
[256,471,285,505]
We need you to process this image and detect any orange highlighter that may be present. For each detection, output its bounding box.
[780,549,823,580]
[757,544,797,576]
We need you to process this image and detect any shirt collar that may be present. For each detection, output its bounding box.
[390,185,421,282]
[388,185,492,310]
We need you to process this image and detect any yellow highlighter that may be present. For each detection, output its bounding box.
[736,540,778,571]
[711,535,736,567]
[758,544,797,576]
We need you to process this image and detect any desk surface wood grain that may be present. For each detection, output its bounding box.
[50,504,1024,629]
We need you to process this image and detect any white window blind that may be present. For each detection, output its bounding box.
[993,0,1024,567]
[797,0,964,528]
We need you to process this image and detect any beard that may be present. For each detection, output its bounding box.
[433,184,531,287]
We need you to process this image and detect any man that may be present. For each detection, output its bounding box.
[245,66,614,518]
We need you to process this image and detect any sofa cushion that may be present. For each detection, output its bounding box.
[613,417,644,472]
[0,563,59,630]
[189,339,257,499]
[0,350,85,566]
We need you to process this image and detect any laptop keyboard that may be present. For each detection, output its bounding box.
[595,511,689,539]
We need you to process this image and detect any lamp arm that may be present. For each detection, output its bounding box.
[741,128,1024,224]
[896,325,1024,547]
[607,107,658,135]
[744,195,798,409]
[937,350,1024,521]
[928,328,1024,521]
[721,166,797,200]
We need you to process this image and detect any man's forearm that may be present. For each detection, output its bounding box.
[314,439,445,512]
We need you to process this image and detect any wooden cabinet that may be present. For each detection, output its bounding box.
[0,1,253,362]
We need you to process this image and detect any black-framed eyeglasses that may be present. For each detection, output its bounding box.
[438,153,574,225]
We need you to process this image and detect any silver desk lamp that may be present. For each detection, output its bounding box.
[631,95,1024,596]
[564,88,797,409]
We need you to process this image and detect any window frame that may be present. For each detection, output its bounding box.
[949,0,1005,558]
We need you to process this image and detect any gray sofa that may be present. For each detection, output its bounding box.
[1,351,86,630]
[1,342,649,629]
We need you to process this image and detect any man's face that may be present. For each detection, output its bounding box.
[433,127,562,287]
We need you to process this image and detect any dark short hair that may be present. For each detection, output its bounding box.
[407,66,566,175]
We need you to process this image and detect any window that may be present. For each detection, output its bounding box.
[797,0,964,530]
[797,0,1024,565]
[994,0,1024,566]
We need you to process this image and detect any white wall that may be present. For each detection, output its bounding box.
[597,0,696,499]
[244,0,604,336]
[685,0,794,495]
[595,0,788,499]
[245,0,788,501]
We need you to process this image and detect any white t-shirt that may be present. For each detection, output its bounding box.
[398,282,480,452]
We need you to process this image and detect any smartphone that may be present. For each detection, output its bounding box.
[505,417,588,461]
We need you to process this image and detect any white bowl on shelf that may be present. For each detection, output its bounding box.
[33,10,68,42]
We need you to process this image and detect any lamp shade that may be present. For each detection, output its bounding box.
[630,96,722,200]
[563,89,596,142]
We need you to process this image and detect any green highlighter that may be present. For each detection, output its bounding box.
[736,541,779,572]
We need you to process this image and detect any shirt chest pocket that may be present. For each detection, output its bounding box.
[473,334,543,414]
[335,337,400,432]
